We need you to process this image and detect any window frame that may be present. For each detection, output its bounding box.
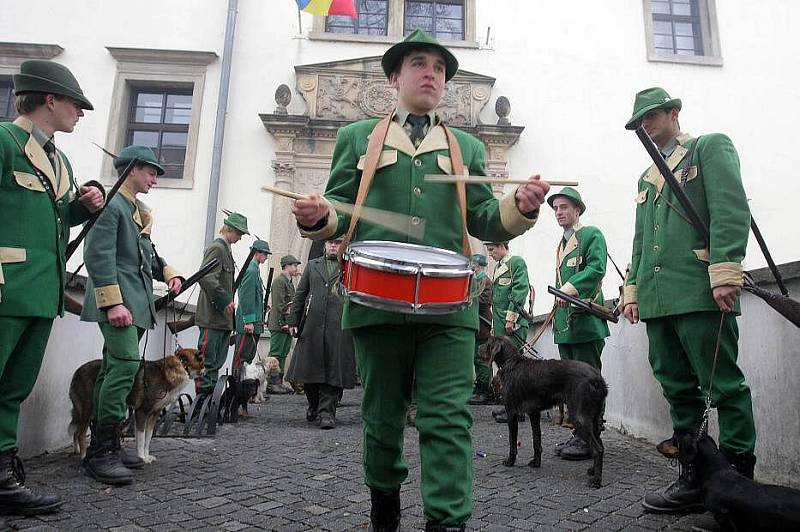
[0,42,64,121]
[0,77,18,122]
[310,0,477,48]
[102,47,217,189]
[643,0,722,66]
[403,0,466,41]
[324,0,390,36]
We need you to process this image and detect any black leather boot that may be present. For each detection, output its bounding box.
[368,488,400,532]
[82,424,133,486]
[90,422,142,470]
[0,516,9,532]
[0,449,62,515]
[721,448,756,480]
[642,434,704,514]
[425,524,465,531]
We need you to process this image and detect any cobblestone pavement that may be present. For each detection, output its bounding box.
[6,390,713,531]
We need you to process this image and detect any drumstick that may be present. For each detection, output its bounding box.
[262,185,426,240]
[423,175,579,186]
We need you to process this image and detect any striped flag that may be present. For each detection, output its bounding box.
[296,0,357,17]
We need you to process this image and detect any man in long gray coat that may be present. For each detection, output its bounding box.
[287,238,356,430]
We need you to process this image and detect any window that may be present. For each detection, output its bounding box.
[404,0,464,41]
[102,47,217,189]
[325,0,388,35]
[643,0,722,65]
[0,78,17,122]
[126,87,193,179]
[311,0,476,47]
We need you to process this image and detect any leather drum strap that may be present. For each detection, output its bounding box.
[443,126,472,257]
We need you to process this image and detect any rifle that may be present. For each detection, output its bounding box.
[295,294,313,339]
[635,126,800,328]
[263,266,275,321]
[548,285,619,323]
[65,157,138,261]
[479,314,540,357]
[159,258,221,335]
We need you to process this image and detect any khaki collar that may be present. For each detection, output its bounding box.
[119,185,153,233]
[384,107,446,158]
[393,106,437,131]
[12,116,70,199]
[643,132,693,194]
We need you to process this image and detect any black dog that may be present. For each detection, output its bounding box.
[481,336,608,487]
[220,378,260,423]
[681,434,800,531]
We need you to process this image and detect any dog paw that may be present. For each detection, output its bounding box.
[587,477,602,488]
[503,458,516,467]
[528,458,541,468]
[143,455,157,464]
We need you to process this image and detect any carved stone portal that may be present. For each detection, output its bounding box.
[260,56,525,263]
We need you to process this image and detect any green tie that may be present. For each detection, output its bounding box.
[407,114,428,147]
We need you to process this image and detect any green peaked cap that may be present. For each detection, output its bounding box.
[251,239,271,253]
[13,59,93,110]
[113,145,165,175]
[382,28,459,82]
[625,87,681,130]
[222,209,249,235]
[547,186,586,215]
[280,254,300,267]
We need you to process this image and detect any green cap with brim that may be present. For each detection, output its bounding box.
[382,28,459,82]
[280,254,301,267]
[471,254,488,267]
[547,186,586,215]
[222,209,249,235]
[252,239,271,253]
[625,87,681,130]
[13,59,93,110]
[113,145,165,175]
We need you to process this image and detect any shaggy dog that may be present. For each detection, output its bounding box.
[219,371,260,423]
[246,358,271,403]
[481,336,608,487]
[69,348,204,463]
[681,434,800,531]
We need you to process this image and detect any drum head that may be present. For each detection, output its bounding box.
[349,241,468,267]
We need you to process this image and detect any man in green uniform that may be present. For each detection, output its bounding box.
[548,187,610,460]
[0,59,104,515]
[486,241,531,423]
[468,254,494,405]
[81,146,182,485]
[621,88,756,514]
[232,239,271,378]
[195,211,248,400]
[291,29,549,532]
[267,254,299,382]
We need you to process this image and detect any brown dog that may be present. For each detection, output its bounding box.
[69,348,204,463]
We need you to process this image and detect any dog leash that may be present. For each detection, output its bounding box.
[698,312,727,438]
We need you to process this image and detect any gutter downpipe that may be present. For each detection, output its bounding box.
[204,0,239,246]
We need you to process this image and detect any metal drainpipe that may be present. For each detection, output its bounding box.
[204,0,239,246]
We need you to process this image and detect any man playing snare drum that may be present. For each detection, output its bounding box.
[292,29,548,531]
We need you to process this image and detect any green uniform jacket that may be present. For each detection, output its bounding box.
[300,116,538,330]
[81,188,180,329]
[475,272,493,341]
[196,238,235,330]
[491,254,530,335]
[0,116,97,318]
[235,260,265,334]
[267,273,295,331]
[624,133,749,320]
[553,224,610,344]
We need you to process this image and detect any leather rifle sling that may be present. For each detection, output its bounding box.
[337,114,393,264]
[443,125,472,256]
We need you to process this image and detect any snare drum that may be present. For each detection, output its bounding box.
[341,241,473,315]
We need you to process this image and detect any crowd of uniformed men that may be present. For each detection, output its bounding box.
[0,28,757,532]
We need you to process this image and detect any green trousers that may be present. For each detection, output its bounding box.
[197,327,231,393]
[557,339,605,371]
[233,333,259,370]
[646,311,756,454]
[92,323,144,424]
[268,330,292,372]
[0,316,53,452]
[353,324,474,526]
[473,340,491,389]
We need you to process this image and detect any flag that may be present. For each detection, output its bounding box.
[296,0,357,17]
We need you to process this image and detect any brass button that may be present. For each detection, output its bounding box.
[413,186,422,196]
[655,224,659,230]
[414,159,422,167]
[654,266,661,272]
[653,245,659,251]
[411,216,421,225]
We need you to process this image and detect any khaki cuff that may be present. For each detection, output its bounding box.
[623,284,637,305]
[0,263,4,285]
[298,203,338,240]
[499,192,538,236]
[95,284,123,309]
[560,282,579,297]
[504,310,519,323]
[709,262,744,289]
[162,265,181,283]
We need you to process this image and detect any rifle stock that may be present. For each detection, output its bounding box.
[548,285,619,323]
[155,258,220,312]
[64,292,84,316]
[167,317,195,334]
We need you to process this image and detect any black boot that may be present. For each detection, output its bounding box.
[0,516,9,532]
[82,424,133,486]
[560,436,592,461]
[368,488,400,532]
[0,449,62,515]
[642,434,704,514]
[721,448,756,480]
[425,524,465,531]
[468,383,492,405]
[90,422,143,470]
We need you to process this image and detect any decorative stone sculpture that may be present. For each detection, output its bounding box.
[495,96,511,125]
[275,84,291,115]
